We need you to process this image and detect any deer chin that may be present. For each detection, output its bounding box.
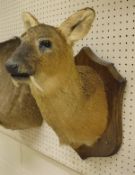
[11,76,29,88]
[30,76,44,92]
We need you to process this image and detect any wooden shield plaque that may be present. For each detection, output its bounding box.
[75,47,126,159]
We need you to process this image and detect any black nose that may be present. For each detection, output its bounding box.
[5,59,31,78]
[5,60,19,76]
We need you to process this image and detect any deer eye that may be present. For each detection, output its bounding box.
[39,40,52,51]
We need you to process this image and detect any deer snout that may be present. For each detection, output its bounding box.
[5,59,19,75]
[5,59,31,78]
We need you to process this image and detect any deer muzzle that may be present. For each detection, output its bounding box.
[5,58,34,79]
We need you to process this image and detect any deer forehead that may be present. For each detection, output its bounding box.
[21,24,67,44]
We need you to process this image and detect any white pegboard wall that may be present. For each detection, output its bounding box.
[0,0,135,175]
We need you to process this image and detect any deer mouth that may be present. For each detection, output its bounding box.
[11,73,31,81]
[11,74,43,92]
[9,73,30,88]
[5,61,34,80]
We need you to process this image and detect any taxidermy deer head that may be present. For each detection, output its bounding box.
[5,8,108,148]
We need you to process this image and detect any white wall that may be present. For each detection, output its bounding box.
[0,132,80,175]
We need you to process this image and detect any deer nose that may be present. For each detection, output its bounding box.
[5,59,31,78]
[5,59,19,75]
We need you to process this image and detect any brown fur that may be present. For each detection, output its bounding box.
[6,8,108,147]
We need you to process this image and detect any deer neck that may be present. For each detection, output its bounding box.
[30,62,84,120]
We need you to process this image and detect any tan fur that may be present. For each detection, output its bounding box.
[60,8,95,44]
[8,8,108,148]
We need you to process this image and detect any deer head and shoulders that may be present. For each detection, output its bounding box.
[5,8,108,148]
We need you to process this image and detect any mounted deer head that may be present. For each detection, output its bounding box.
[5,8,108,148]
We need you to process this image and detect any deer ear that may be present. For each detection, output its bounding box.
[59,8,95,44]
[22,12,39,30]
